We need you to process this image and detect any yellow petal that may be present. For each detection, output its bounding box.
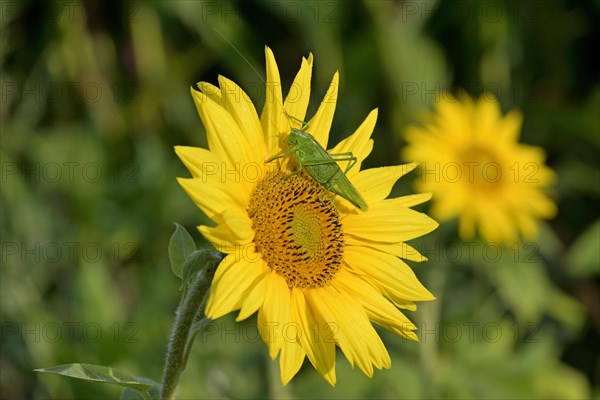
[430,187,466,222]
[352,164,417,204]
[305,288,357,369]
[457,207,476,240]
[290,288,336,385]
[388,192,432,208]
[198,224,236,253]
[344,201,438,243]
[236,277,268,321]
[478,205,516,245]
[475,94,501,141]
[499,109,523,143]
[344,246,435,301]
[329,108,378,178]
[177,177,244,222]
[283,55,313,128]
[258,272,291,359]
[190,88,255,195]
[435,95,469,139]
[345,236,428,262]
[261,46,285,158]
[175,145,218,179]
[524,189,557,219]
[378,290,417,311]
[218,75,265,162]
[198,209,254,251]
[333,269,417,341]
[206,255,266,319]
[307,286,389,377]
[280,336,306,386]
[308,71,339,149]
[197,81,222,103]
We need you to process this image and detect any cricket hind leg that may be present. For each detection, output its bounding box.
[315,169,343,206]
[298,153,357,193]
[300,153,357,206]
[301,152,358,174]
[329,152,358,174]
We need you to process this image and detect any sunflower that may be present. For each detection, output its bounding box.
[402,92,556,245]
[176,47,438,385]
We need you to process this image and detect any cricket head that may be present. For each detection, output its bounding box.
[288,128,312,146]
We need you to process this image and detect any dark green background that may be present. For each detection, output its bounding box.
[1,1,598,398]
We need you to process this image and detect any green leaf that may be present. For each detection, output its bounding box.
[483,257,550,323]
[120,388,148,400]
[566,220,600,278]
[546,288,585,331]
[120,378,161,400]
[35,364,159,393]
[168,223,196,278]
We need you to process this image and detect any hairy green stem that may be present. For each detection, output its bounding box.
[181,293,212,369]
[160,259,218,400]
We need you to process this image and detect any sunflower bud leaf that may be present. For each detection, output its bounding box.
[168,223,196,279]
[179,249,217,293]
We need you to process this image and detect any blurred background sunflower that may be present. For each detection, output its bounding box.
[402,92,557,245]
[1,1,598,399]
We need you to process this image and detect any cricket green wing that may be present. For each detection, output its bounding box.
[328,170,368,211]
[294,131,368,211]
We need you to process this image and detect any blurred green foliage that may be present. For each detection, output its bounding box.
[1,0,598,398]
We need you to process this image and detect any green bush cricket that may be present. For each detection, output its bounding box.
[206,27,368,211]
[266,111,368,211]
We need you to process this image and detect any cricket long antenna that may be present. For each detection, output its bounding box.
[207,25,266,85]
[206,25,297,135]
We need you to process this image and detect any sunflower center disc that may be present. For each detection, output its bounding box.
[248,171,343,289]
[459,145,503,192]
